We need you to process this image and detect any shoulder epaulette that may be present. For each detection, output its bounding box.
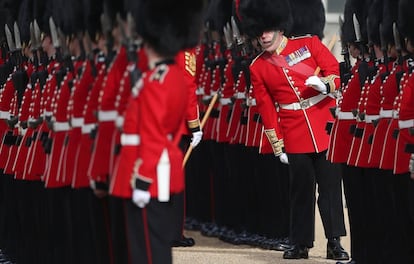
[289,34,313,40]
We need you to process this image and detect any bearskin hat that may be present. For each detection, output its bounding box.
[82,0,103,41]
[366,0,383,46]
[342,0,372,44]
[399,0,414,42]
[204,0,233,33]
[381,0,400,46]
[135,0,204,58]
[238,0,292,38]
[288,0,325,40]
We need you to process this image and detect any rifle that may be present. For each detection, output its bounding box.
[338,16,351,89]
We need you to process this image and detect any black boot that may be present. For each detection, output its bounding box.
[283,244,309,259]
[172,236,195,247]
[336,260,356,264]
[327,237,350,260]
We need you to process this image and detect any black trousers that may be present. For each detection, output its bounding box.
[287,151,346,247]
[341,164,369,263]
[125,192,184,264]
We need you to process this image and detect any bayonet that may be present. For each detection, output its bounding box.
[49,17,60,48]
[30,22,36,49]
[353,14,362,43]
[223,24,232,49]
[379,23,390,73]
[393,22,403,65]
[13,22,21,50]
[393,22,402,52]
[5,24,16,52]
[33,19,41,49]
[126,13,136,40]
[231,16,243,45]
[116,13,127,46]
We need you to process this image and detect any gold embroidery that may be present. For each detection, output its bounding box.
[185,51,196,77]
[264,129,284,156]
[187,119,200,129]
[321,74,339,93]
[275,36,288,55]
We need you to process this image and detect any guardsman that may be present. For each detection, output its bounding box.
[328,1,373,263]
[109,0,204,263]
[239,0,348,260]
[399,2,414,262]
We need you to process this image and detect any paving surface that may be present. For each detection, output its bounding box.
[173,207,350,264]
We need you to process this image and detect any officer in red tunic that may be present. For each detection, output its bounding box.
[239,0,348,260]
[109,0,204,263]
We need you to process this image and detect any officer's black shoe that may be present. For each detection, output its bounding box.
[336,260,356,264]
[172,236,195,247]
[327,237,350,260]
[283,244,309,259]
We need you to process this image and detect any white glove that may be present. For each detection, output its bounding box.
[132,189,151,208]
[305,76,327,94]
[279,152,289,164]
[409,154,414,179]
[191,131,203,148]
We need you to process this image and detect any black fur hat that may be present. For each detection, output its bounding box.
[342,0,372,44]
[135,0,204,58]
[381,0,399,46]
[83,0,103,41]
[238,0,292,38]
[366,0,383,46]
[399,0,414,42]
[204,0,233,33]
[288,0,325,40]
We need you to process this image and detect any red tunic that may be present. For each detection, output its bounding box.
[89,47,128,182]
[110,61,187,199]
[395,71,414,174]
[250,35,340,153]
[327,62,361,163]
[44,72,73,188]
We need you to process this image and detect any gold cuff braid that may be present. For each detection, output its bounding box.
[264,129,284,156]
[187,119,201,129]
[320,75,339,94]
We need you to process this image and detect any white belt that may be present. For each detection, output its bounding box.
[0,110,10,119]
[365,115,380,123]
[43,111,52,118]
[393,110,399,119]
[98,110,117,121]
[121,134,140,146]
[235,92,246,99]
[337,111,355,120]
[116,116,124,128]
[379,109,393,118]
[279,94,327,111]
[196,87,205,95]
[71,117,84,127]
[82,123,96,134]
[247,98,256,106]
[202,95,212,101]
[219,98,232,105]
[54,122,70,131]
[399,119,414,129]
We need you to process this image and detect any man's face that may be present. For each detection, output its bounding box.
[406,38,414,53]
[258,30,283,52]
[348,43,360,59]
